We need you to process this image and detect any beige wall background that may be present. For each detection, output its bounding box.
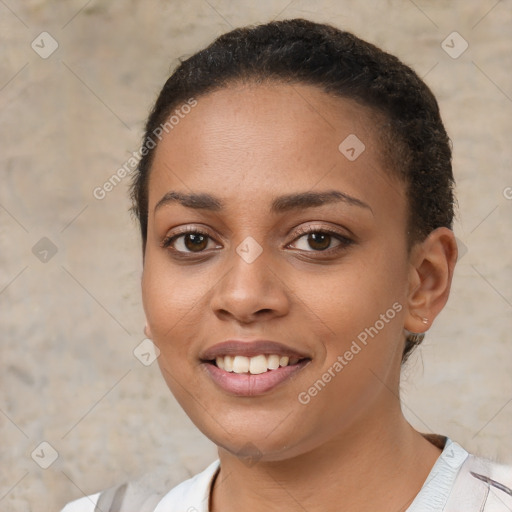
[0,1,511,510]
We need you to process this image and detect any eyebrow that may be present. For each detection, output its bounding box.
[154,190,372,214]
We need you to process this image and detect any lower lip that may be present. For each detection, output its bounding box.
[202,360,310,396]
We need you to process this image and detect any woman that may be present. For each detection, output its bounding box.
[62,18,512,512]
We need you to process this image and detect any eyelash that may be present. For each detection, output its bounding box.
[161,225,353,256]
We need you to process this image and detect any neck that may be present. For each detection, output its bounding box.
[210,402,442,512]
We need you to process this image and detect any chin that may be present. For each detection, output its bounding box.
[195,414,314,461]
[217,438,300,462]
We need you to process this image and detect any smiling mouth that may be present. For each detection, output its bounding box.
[205,354,311,375]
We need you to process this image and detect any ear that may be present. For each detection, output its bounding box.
[140,269,153,339]
[404,227,458,334]
[144,323,153,339]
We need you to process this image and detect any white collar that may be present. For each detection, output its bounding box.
[406,438,469,511]
[154,459,220,512]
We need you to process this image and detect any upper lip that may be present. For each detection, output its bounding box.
[200,340,310,361]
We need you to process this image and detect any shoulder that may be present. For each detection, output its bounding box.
[60,492,100,512]
[445,445,512,511]
[408,436,512,512]
[59,460,220,512]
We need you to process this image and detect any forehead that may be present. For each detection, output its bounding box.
[148,82,405,215]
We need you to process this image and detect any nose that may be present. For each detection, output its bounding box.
[210,245,290,325]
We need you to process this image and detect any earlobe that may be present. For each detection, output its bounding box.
[404,227,458,334]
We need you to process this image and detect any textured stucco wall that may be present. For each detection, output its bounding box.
[0,1,511,510]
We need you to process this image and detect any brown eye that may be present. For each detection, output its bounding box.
[162,230,219,253]
[305,232,331,251]
[183,233,208,252]
[289,229,353,253]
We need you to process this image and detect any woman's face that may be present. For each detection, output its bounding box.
[142,82,413,460]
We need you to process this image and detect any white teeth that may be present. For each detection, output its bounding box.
[233,355,250,374]
[224,355,234,372]
[249,354,268,374]
[213,354,303,374]
[267,354,280,370]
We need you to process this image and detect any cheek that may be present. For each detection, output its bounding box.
[141,255,206,402]
[142,251,205,329]
[291,254,406,335]
[292,255,408,402]
[141,252,205,368]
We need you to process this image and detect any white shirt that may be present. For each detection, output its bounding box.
[61,438,512,511]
